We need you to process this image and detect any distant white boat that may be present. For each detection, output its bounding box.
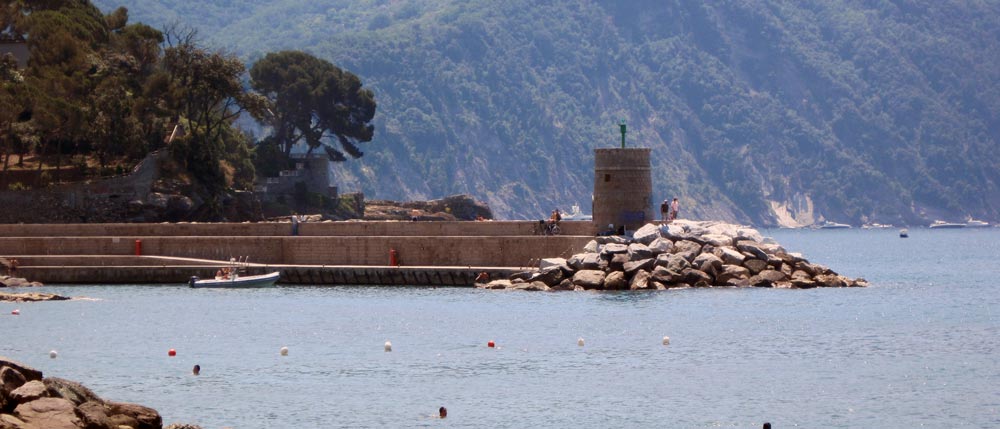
[818,221,851,229]
[899,228,909,238]
[929,220,965,229]
[862,223,893,229]
[562,203,592,221]
[965,219,990,228]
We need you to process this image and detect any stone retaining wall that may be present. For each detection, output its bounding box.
[0,220,596,237]
[0,152,164,224]
[0,235,591,267]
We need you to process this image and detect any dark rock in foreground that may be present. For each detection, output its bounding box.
[0,357,182,429]
[480,220,867,291]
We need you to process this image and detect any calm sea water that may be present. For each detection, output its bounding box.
[2,228,999,428]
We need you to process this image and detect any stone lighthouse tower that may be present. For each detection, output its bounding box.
[592,120,653,232]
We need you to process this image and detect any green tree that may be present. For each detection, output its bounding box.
[160,35,267,217]
[249,50,376,162]
[0,52,26,173]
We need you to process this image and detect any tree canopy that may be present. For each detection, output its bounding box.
[0,0,262,220]
[249,50,376,163]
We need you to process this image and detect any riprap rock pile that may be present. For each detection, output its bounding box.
[480,220,867,291]
[0,356,163,429]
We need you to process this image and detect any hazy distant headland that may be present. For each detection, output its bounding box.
[87,0,1000,226]
[4,1,997,226]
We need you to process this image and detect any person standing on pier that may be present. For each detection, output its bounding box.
[669,197,679,222]
[291,212,300,236]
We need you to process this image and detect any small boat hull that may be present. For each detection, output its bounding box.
[818,221,851,229]
[929,221,965,229]
[189,271,280,288]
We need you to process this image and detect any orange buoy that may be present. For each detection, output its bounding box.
[487,340,495,348]
[168,349,177,357]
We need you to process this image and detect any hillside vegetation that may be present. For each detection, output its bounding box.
[91,0,1000,224]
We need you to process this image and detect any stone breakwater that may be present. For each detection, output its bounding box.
[480,220,867,291]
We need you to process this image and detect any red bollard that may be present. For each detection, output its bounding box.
[389,248,399,266]
[134,239,142,256]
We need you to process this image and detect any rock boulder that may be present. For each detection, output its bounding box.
[13,397,81,429]
[632,223,661,245]
[629,270,652,290]
[572,270,606,290]
[604,271,627,290]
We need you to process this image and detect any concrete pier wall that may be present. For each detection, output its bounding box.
[0,220,596,238]
[1,221,595,284]
[0,235,590,267]
[18,265,516,286]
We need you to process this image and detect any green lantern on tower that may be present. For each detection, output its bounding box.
[619,119,627,148]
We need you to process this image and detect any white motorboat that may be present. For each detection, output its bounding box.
[965,219,990,228]
[189,271,280,288]
[189,257,280,288]
[929,220,965,229]
[562,203,592,221]
[818,221,851,229]
[862,223,893,229]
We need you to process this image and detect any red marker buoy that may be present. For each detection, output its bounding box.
[168,349,176,357]
[487,340,495,348]
[11,309,19,315]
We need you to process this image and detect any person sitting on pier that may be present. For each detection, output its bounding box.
[475,271,490,284]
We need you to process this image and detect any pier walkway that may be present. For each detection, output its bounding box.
[1,221,595,285]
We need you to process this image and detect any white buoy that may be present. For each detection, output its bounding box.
[384,341,392,352]
[662,336,670,346]
[577,337,585,347]
[49,350,58,359]
[280,346,289,356]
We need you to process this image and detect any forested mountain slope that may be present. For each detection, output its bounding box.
[95,0,1000,225]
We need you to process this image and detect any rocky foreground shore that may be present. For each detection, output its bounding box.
[1,357,159,429]
[481,220,867,291]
